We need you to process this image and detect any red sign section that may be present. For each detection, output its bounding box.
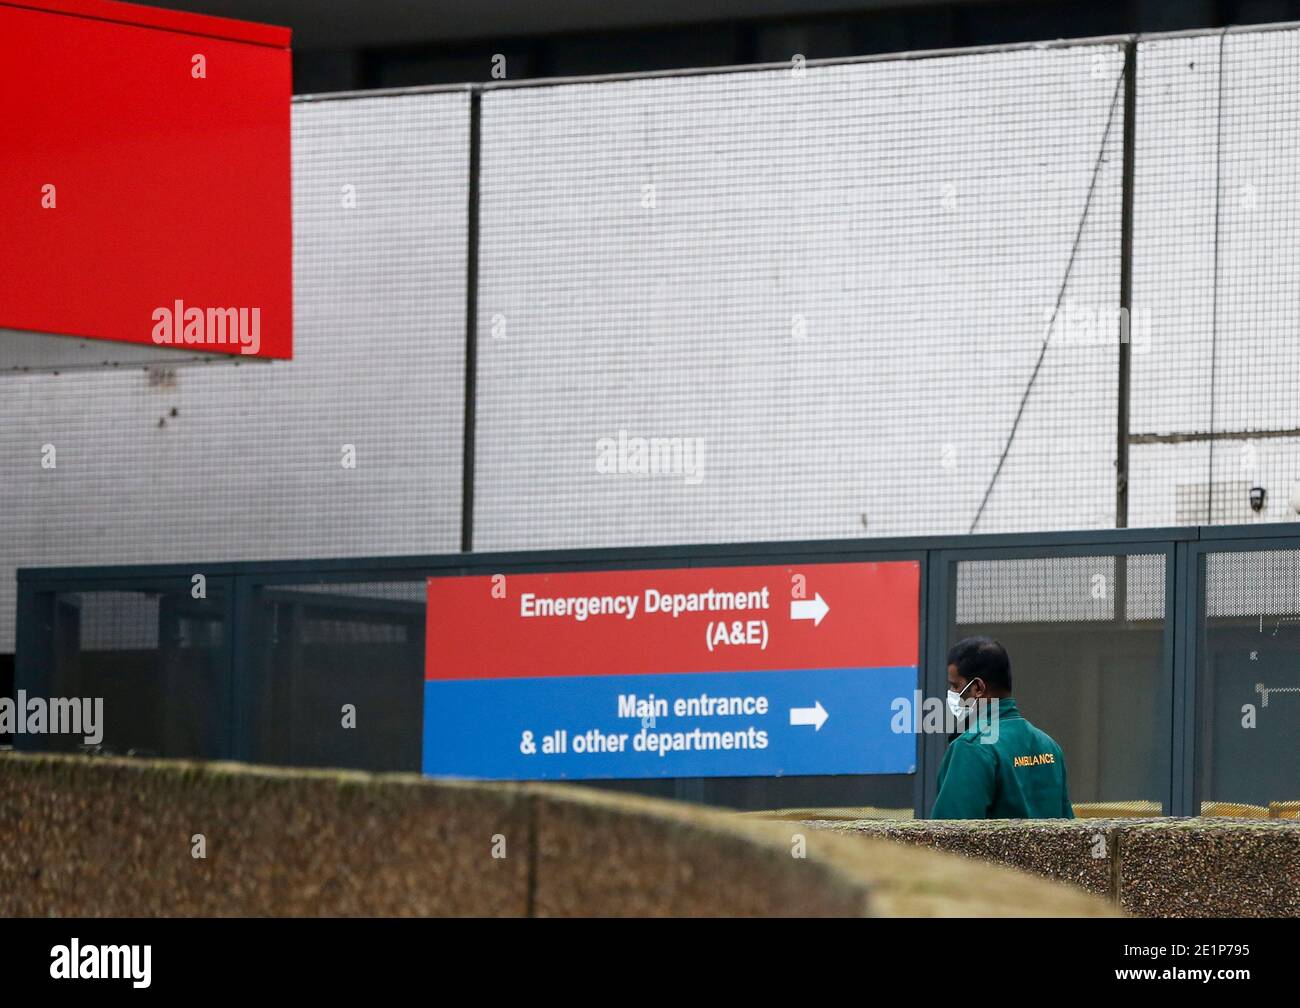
[425,561,920,681]
[0,0,292,358]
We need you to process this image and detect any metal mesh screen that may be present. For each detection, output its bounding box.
[954,553,1165,624]
[952,551,1169,810]
[474,44,1126,550]
[299,618,409,644]
[44,585,228,759]
[1206,549,1300,618]
[75,592,160,651]
[0,92,470,652]
[1130,26,1300,527]
[250,578,425,770]
[1202,547,1300,811]
[279,580,428,603]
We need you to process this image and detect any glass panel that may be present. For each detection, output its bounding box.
[951,553,1170,815]
[1200,550,1300,817]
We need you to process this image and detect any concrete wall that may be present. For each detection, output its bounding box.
[0,753,1113,917]
[810,817,1300,917]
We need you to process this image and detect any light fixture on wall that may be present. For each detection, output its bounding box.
[1250,486,1266,513]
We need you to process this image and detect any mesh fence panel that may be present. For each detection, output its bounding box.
[1206,549,1300,618]
[249,578,425,770]
[1203,547,1300,811]
[272,581,428,604]
[954,553,1165,624]
[261,579,426,644]
[299,619,409,644]
[951,551,1169,808]
[74,592,160,651]
[474,45,1126,549]
[1131,26,1300,527]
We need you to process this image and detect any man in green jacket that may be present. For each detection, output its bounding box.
[931,636,1074,819]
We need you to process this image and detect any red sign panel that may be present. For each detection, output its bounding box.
[425,561,920,681]
[0,0,292,358]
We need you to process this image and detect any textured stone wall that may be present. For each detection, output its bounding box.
[809,817,1300,917]
[0,755,531,916]
[0,753,1113,917]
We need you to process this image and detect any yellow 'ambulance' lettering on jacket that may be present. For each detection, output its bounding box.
[931,698,1074,819]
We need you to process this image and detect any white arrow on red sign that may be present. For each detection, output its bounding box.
[789,593,829,626]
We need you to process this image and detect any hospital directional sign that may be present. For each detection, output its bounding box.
[423,561,920,780]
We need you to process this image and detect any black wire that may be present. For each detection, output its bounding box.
[969,52,1129,534]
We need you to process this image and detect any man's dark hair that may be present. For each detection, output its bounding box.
[947,636,1012,692]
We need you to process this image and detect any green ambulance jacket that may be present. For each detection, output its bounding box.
[930,697,1074,819]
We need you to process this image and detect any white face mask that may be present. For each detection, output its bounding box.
[946,678,980,719]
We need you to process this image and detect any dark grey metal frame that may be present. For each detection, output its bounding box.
[927,535,1185,815]
[1176,526,1300,815]
[19,521,1300,816]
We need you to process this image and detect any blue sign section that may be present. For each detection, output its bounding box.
[423,666,917,780]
